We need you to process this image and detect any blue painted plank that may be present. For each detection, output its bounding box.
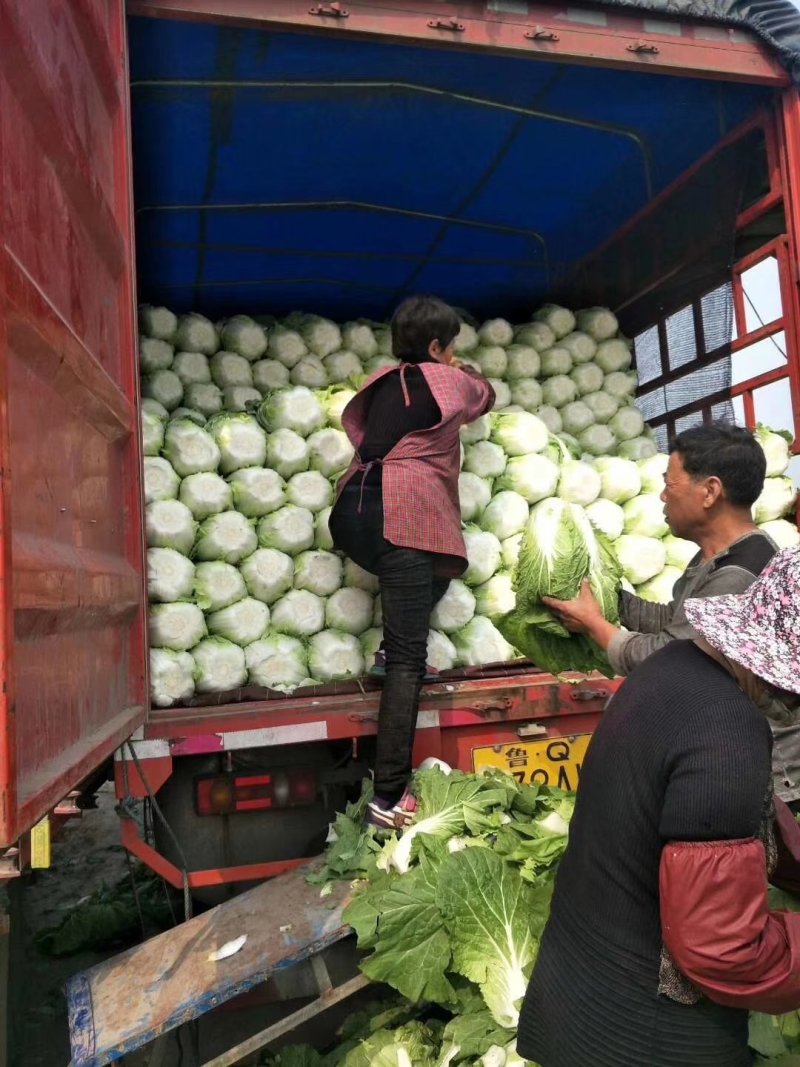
[65,862,355,1067]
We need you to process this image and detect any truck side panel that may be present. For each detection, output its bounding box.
[0,0,146,845]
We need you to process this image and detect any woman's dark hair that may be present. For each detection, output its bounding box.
[391,295,461,364]
[670,423,766,507]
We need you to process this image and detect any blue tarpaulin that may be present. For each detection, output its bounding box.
[128,16,771,321]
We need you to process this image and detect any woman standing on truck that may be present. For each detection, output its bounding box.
[518,546,800,1067]
[329,295,494,832]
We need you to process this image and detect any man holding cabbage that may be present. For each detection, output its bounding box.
[545,426,773,659]
[543,423,800,804]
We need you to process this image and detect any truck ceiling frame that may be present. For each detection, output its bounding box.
[126,0,790,85]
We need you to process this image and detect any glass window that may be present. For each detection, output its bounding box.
[741,255,782,334]
[731,331,786,386]
[753,377,794,438]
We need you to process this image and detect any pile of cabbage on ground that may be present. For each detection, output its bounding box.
[265,767,573,1067]
[139,305,799,706]
[258,767,800,1067]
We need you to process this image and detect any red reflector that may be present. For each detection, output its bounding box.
[196,769,317,816]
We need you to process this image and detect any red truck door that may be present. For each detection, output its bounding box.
[0,1,146,846]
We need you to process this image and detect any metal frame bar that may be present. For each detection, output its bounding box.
[137,199,551,284]
[627,100,800,445]
[145,669,610,737]
[120,818,306,888]
[144,240,546,268]
[127,0,789,85]
[573,110,771,316]
[201,971,371,1067]
[778,90,800,446]
[118,0,153,774]
[731,318,785,351]
[736,114,783,231]
[132,77,653,199]
[726,234,795,437]
[119,673,616,889]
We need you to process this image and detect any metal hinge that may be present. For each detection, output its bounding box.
[524,26,560,42]
[309,2,349,17]
[471,697,514,714]
[428,17,465,32]
[570,687,611,702]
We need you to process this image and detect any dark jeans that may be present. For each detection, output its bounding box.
[330,485,449,801]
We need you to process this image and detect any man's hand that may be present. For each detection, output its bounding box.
[543,580,603,633]
[543,580,619,652]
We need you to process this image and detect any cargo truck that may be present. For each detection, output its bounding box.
[2,0,800,910]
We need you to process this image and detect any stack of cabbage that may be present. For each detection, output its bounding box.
[139,306,798,705]
[138,302,657,461]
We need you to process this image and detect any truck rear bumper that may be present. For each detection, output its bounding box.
[115,668,617,889]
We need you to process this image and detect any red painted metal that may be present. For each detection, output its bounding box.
[616,100,800,441]
[729,232,798,440]
[145,670,614,740]
[734,237,786,278]
[777,90,800,447]
[127,0,788,85]
[118,674,615,887]
[0,1,146,846]
[731,320,784,351]
[588,112,772,277]
[120,818,307,889]
[114,754,173,798]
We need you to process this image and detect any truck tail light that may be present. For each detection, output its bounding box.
[195,770,317,816]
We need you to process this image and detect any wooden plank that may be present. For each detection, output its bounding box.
[66,862,356,1067]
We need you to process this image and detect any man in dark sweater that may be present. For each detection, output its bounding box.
[518,548,800,1067]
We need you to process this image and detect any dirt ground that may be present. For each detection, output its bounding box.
[10,782,132,1067]
[9,783,372,1067]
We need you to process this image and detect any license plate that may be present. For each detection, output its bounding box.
[472,734,591,791]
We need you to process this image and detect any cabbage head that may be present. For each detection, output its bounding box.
[755,425,791,477]
[752,476,797,523]
[498,499,621,677]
